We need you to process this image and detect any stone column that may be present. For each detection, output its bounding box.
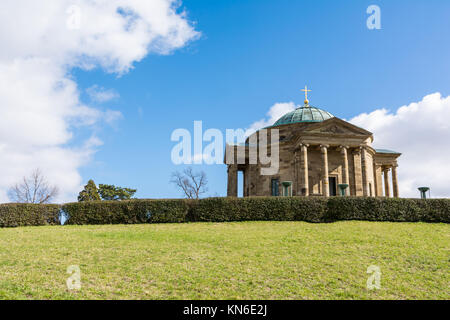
[227,164,238,197]
[374,164,383,196]
[321,145,330,197]
[352,148,363,196]
[361,147,369,197]
[294,150,299,195]
[340,146,350,195]
[300,144,309,196]
[383,167,390,198]
[392,165,399,198]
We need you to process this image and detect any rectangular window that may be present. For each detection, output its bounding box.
[271,179,279,196]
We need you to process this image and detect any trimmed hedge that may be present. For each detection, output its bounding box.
[190,197,328,223]
[62,199,190,225]
[326,197,450,223]
[0,203,61,227]
[1,197,449,228]
[62,197,446,225]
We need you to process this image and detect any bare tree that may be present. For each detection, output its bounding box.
[171,167,208,199]
[8,169,59,204]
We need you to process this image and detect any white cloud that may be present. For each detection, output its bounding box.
[87,85,119,103]
[247,102,296,134]
[350,92,450,198]
[0,0,199,203]
[0,0,199,73]
[104,110,124,125]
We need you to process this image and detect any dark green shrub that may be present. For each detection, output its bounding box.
[0,203,61,227]
[62,199,189,225]
[188,197,237,222]
[191,197,448,224]
[243,197,294,221]
[290,197,329,222]
[414,199,450,223]
[326,197,450,223]
[189,197,328,222]
[1,197,448,228]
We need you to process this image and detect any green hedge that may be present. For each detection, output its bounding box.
[1,197,449,228]
[0,203,61,227]
[190,197,328,223]
[62,199,190,225]
[326,197,450,223]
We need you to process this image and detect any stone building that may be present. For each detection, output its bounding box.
[225,89,401,198]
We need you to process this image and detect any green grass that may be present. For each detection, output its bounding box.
[0,221,448,300]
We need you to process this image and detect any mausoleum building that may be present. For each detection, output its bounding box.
[225,88,401,198]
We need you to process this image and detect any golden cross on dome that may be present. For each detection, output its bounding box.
[301,85,311,104]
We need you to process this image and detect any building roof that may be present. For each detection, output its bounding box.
[272,104,334,126]
[375,148,401,154]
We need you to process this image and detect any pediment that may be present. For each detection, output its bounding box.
[301,117,373,136]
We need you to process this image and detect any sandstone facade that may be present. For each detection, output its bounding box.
[225,108,401,198]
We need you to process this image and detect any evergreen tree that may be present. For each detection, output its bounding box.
[98,184,137,201]
[78,180,101,202]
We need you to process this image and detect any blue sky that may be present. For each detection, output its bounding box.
[18,0,450,199]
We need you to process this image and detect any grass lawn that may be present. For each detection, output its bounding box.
[0,221,448,300]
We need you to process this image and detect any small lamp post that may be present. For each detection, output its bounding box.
[338,184,349,196]
[418,187,430,199]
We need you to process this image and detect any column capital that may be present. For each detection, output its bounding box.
[299,143,310,148]
[339,145,349,154]
[320,144,329,152]
[352,148,361,155]
[359,145,369,152]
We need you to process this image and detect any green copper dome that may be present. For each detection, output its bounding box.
[273,104,334,126]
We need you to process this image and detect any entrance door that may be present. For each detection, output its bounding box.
[329,177,337,196]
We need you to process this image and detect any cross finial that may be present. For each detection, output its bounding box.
[301,85,311,105]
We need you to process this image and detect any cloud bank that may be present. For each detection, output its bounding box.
[0,0,199,202]
[350,92,450,198]
[251,93,450,198]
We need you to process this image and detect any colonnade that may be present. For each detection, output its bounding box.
[226,145,399,198]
